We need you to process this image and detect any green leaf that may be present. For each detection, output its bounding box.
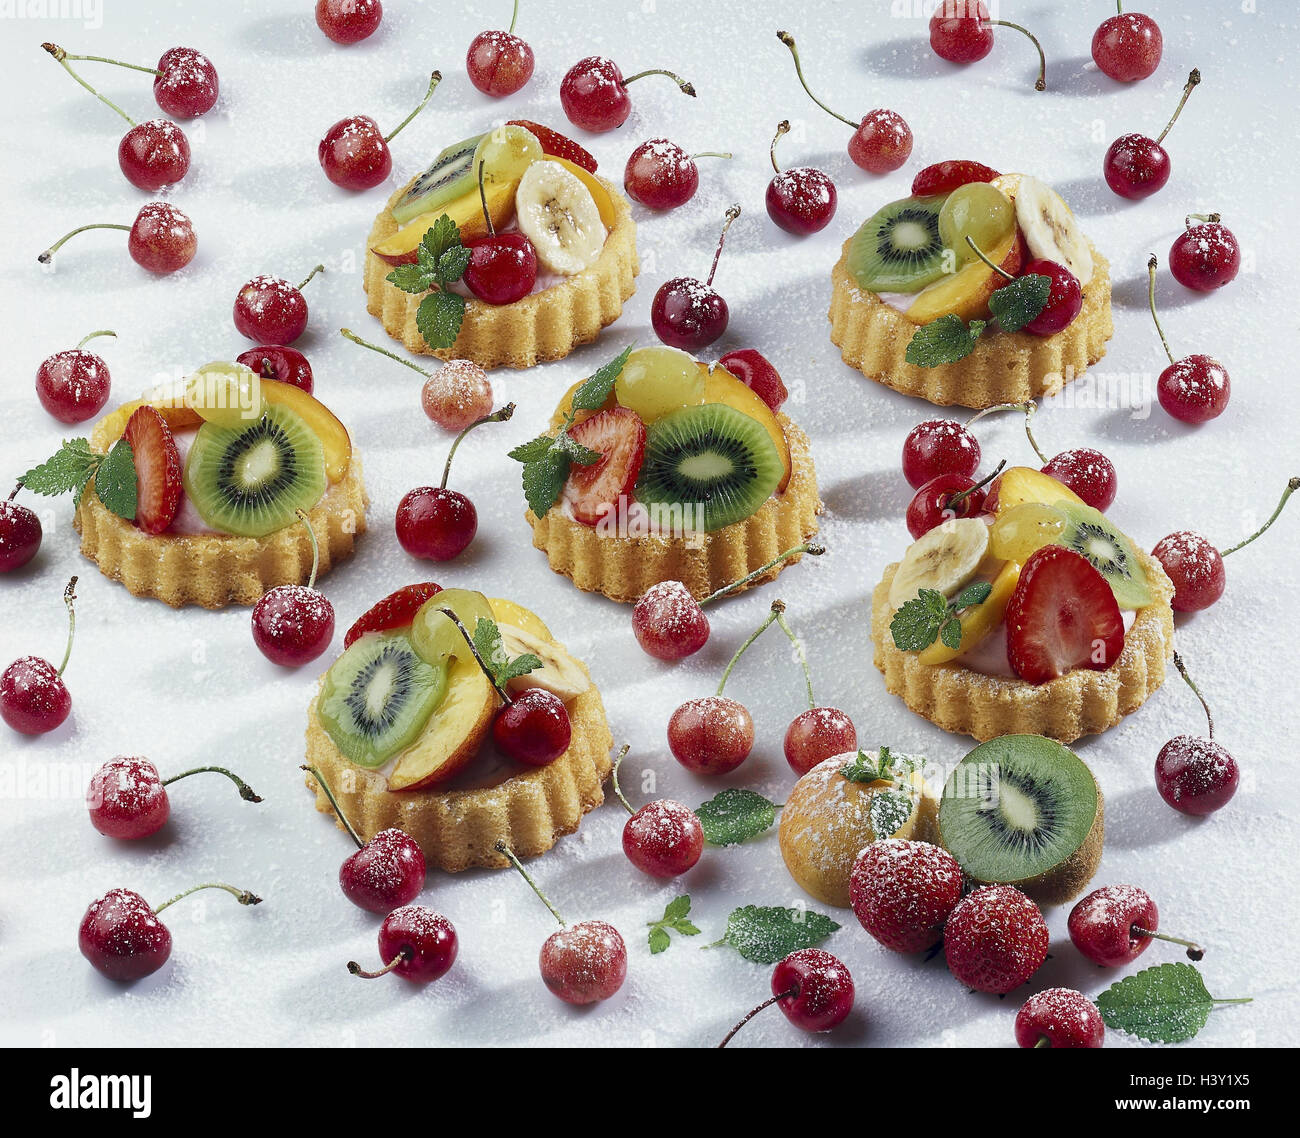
[415,290,466,351]
[94,438,137,521]
[520,448,569,518]
[662,895,692,923]
[710,905,840,965]
[472,617,539,688]
[20,439,101,500]
[939,616,963,650]
[508,435,558,465]
[570,345,633,412]
[648,926,672,955]
[556,432,600,466]
[868,789,916,839]
[839,750,882,784]
[890,588,950,651]
[905,314,985,368]
[436,244,471,285]
[385,263,432,295]
[694,788,779,846]
[417,214,462,277]
[1096,963,1252,1044]
[988,273,1052,334]
[953,580,994,610]
[647,895,701,955]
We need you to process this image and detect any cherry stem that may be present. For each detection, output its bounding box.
[610,744,635,815]
[441,403,515,490]
[300,764,364,849]
[1146,255,1175,366]
[701,541,825,607]
[717,599,783,697]
[42,43,137,127]
[773,608,816,711]
[1131,925,1205,961]
[475,159,496,236]
[508,0,520,35]
[990,21,1047,91]
[1034,1036,1052,1048]
[1221,477,1300,558]
[38,223,131,264]
[966,401,1047,464]
[61,51,161,77]
[348,949,411,979]
[621,69,696,98]
[339,328,431,378]
[1156,70,1201,145]
[297,265,325,291]
[57,577,78,677]
[1187,212,1221,227]
[385,70,441,143]
[948,459,1006,509]
[691,151,732,161]
[705,205,741,289]
[718,989,796,1048]
[153,882,262,915]
[1171,652,1214,741]
[776,31,854,128]
[965,236,1014,282]
[8,484,21,503]
[294,509,321,590]
[495,840,565,927]
[163,766,263,802]
[446,613,513,705]
[769,120,791,175]
[75,330,116,351]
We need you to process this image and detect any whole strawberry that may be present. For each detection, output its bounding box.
[850,839,963,953]
[1014,987,1105,1048]
[944,884,1048,994]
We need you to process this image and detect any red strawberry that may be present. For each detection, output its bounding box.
[563,407,646,527]
[850,839,963,954]
[944,885,1048,994]
[506,119,597,173]
[1004,545,1124,684]
[123,405,182,535]
[718,349,788,412]
[344,582,443,648]
[910,160,1000,197]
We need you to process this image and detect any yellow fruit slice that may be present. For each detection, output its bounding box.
[905,226,1021,325]
[260,379,352,484]
[545,156,616,229]
[92,399,202,452]
[990,502,1068,563]
[705,363,792,493]
[387,653,496,791]
[993,466,1084,514]
[370,179,519,265]
[918,558,1022,666]
[489,597,553,642]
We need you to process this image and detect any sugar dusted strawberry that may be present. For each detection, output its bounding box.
[506,120,597,173]
[850,839,964,954]
[1005,546,1124,685]
[944,884,1048,994]
[911,159,1000,197]
[563,407,646,527]
[123,405,182,535]
[344,582,443,647]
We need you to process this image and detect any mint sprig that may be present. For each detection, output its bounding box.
[838,745,918,785]
[694,788,780,846]
[890,581,993,652]
[647,895,701,955]
[988,273,1052,333]
[904,271,1054,367]
[708,905,840,965]
[21,437,137,519]
[472,617,542,688]
[1096,963,1252,1044]
[385,214,470,350]
[837,746,923,836]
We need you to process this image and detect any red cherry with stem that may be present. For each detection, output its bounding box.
[777,31,912,173]
[1103,69,1200,199]
[625,138,731,211]
[966,238,1081,336]
[304,764,426,913]
[152,46,220,117]
[496,841,626,1004]
[905,461,1003,541]
[1,577,78,736]
[632,541,823,660]
[764,120,837,237]
[1068,883,1204,967]
[611,746,704,879]
[719,949,854,1047]
[236,345,314,394]
[1091,2,1163,83]
[1147,255,1230,423]
[0,486,42,574]
[928,1,1047,91]
[463,161,537,304]
[467,0,534,97]
[1154,653,1240,816]
[319,71,441,191]
[316,0,383,45]
[87,756,262,840]
[560,55,696,133]
[717,348,788,412]
[911,159,1000,197]
[1170,213,1240,292]
[341,328,493,429]
[902,419,981,490]
[35,329,115,424]
[349,906,457,984]
[38,201,197,274]
[251,511,335,666]
[79,882,261,982]
[234,264,323,345]
[650,204,740,352]
[1015,989,1105,1049]
[493,688,572,766]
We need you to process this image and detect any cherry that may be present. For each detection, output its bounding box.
[251,512,335,666]
[1040,449,1117,512]
[1169,213,1241,292]
[778,31,912,173]
[0,487,42,574]
[1014,989,1105,1049]
[905,462,1002,541]
[152,46,220,117]
[632,541,823,660]
[611,747,703,878]
[349,907,458,985]
[1150,530,1225,613]
[719,949,854,1047]
[650,204,740,352]
[493,688,572,766]
[1154,653,1240,816]
[1147,255,1229,424]
[717,348,788,412]
[395,404,513,561]
[1020,259,1083,336]
[304,764,426,913]
[1,577,78,736]
[319,71,441,191]
[464,161,537,304]
[233,264,323,345]
[911,159,1000,197]
[1103,69,1200,199]
[38,201,197,274]
[1069,883,1204,967]
[35,329,115,424]
[765,120,837,237]
[560,55,695,133]
[236,345,314,394]
[316,0,383,45]
[625,138,730,211]
[928,0,1047,91]
[467,1,534,97]
[1091,3,1162,83]
[496,841,626,1005]
[79,882,261,982]
[342,329,492,430]
[87,756,262,840]
[902,419,981,490]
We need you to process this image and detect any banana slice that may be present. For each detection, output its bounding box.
[498,624,591,703]
[1014,176,1093,287]
[514,160,607,276]
[888,518,991,610]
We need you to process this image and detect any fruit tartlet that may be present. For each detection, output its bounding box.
[22,362,366,608]
[870,466,1174,742]
[364,121,638,369]
[303,584,614,871]
[829,170,1113,407]
[512,345,821,604]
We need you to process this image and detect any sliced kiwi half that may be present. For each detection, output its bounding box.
[391,133,483,225]
[847,195,950,293]
[1051,501,1153,609]
[939,735,1103,906]
[634,403,784,533]
[318,632,448,768]
[184,402,327,538]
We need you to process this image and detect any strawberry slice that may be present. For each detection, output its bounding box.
[911,160,1000,198]
[564,407,646,527]
[344,582,443,647]
[506,119,597,173]
[1005,546,1125,685]
[123,405,182,535]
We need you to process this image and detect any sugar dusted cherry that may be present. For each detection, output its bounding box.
[1015,988,1105,1048]
[349,907,458,984]
[317,0,383,45]
[560,55,695,133]
[1154,654,1240,816]
[1091,4,1162,83]
[87,756,262,840]
[765,121,836,236]
[902,419,981,490]
[625,138,730,211]
[1170,214,1240,292]
[35,330,115,424]
[39,201,196,275]
[719,949,854,1046]
[0,489,42,574]
[611,747,703,879]
[466,1,534,97]
[1,577,79,736]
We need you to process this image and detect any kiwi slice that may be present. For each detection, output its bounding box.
[391,133,483,225]
[318,632,447,768]
[634,403,784,533]
[184,403,327,538]
[1052,502,1154,609]
[847,195,950,293]
[939,735,1103,906]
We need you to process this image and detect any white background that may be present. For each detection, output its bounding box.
[1,0,1296,1049]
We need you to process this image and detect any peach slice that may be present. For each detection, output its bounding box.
[387,652,497,791]
[488,597,553,641]
[705,363,792,494]
[260,378,352,484]
[991,466,1084,515]
[371,179,519,267]
[905,228,1027,325]
[917,557,1021,666]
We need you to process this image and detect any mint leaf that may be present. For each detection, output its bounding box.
[905,314,985,368]
[953,580,994,610]
[418,214,462,278]
[890,588,951,651]
[710,905,840,964]
[939,616,963,650]
[436,244,471,285]
[839,750,883,784]
[472,617,540,688]
[386,263,431,294]
[520,447,569,518]
[989,273,1051,334]
[1096,963,1252,1044]
[868,789,916,838]
[647,895,701,954]
[94,438,138,520]
[507,435,557,465]
[695,788,780,846]
[415,291,465,351]
[571,345,633,412]
[555,432,600,466]
[20,439,101,502]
